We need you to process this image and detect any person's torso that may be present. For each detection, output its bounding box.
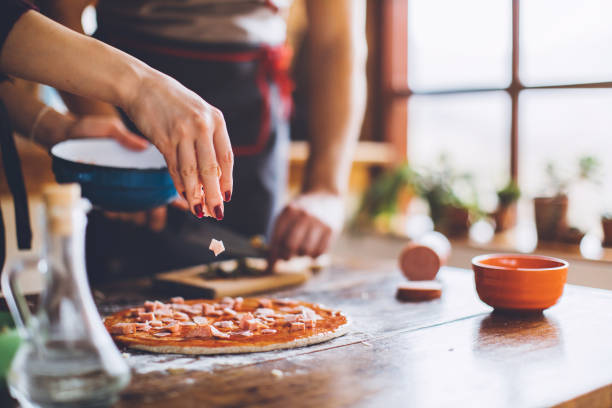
[97,0,292,46]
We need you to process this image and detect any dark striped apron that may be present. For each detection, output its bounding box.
[86,29,293,280]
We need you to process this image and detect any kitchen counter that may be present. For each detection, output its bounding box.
[2,234,612,407]
[88,241,612,408]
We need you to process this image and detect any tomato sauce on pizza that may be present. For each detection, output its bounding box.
[104,297,348,354]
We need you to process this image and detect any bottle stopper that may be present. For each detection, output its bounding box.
[42,183,81,208]
[42,183,82,235]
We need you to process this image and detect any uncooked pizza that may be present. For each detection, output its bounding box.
[104,296,349,354]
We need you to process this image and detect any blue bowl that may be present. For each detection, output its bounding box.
[51,139,177,212]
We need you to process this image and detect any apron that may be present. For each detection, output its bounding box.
[85,29,293,280]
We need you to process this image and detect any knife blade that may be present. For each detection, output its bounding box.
[179,220,267,259]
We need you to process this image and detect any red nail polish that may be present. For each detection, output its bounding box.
[194,204,203,218]
[224,191,231,202]
[214,205,224,220]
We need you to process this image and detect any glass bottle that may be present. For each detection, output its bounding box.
[1,184,131,408]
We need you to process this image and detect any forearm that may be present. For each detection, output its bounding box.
[304,0,367,196]
[304,48,366,195]
[0,80,74,149]
[40,0,119,117]
[0,10,146,112]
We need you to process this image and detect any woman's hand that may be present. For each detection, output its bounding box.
[0,10,233,219]
[268,192,345,269]
[65,115,149,150]
[122,71,234,220]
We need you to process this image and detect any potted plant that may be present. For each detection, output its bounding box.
[354,162,419,233]
[602,213,612,248]
[418,160,480,237]
[534,156,599,242]
[493,180,520,232]
[534,162,570,242]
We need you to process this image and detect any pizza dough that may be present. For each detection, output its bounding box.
[104,297,349,355]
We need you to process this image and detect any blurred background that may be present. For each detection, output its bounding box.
[2,0,611,289]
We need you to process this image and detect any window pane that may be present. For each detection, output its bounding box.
[408,0,511,92]
[519,90,612,231]
[408,92,510,208]
[520,0,612,86]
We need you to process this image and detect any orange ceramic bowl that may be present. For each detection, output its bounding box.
[472,254,568,312]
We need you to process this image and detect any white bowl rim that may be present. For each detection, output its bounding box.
[51,139,166,170]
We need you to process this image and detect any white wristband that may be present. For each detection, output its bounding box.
[291,193,345,232]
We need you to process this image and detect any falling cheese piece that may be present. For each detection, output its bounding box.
[209,238,225,256]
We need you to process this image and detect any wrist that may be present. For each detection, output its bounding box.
[303,148,350,197]
[302,167,344,196]
[32,108,75,149]
[113,54,149,113]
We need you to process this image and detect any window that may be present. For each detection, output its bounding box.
[380,0,612,231]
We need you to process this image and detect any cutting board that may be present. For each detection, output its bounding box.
[154,257,324,299]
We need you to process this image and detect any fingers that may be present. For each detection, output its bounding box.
[195,134,224,220]
[106,118,149,151]
[103,207,167,232]
[212,110,234,202]
[161,142,186,215]
[268,205,334,270]
[302,223,332,258]
[147,206,167,232]
[178,140,204,217]
[130,211,147,226]
[282,217,312,260]
[268,207,296,269]
[170,195,190,211]
[314,227,333,258]
[70,116,149,151]
[102,211,146,226]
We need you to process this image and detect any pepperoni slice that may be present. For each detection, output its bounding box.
[396,281,442,302]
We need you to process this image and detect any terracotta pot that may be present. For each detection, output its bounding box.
[557,227,585,245]
[533,195,568,242]
[602,218,612,248]
[437,205,470,237]
[493,203,517,233]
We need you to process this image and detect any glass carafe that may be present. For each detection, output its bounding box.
[1,184,131,408]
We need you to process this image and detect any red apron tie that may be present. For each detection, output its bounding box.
[260,45,294,120]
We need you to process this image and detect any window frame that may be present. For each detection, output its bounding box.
[378,0,612,180]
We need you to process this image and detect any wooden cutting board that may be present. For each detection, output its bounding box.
[154,257,323,299]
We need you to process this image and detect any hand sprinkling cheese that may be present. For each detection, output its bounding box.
[209,239,225,256]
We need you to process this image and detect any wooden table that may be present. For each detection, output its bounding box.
[88,250,612,408]
[2,234,611,408]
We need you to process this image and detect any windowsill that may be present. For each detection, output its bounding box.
[455,229,612,266]
[289,140,395,165]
